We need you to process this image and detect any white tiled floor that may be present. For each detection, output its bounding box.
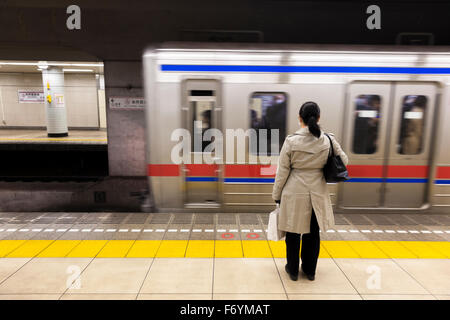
[275,258,357,294]
[392,259,450,295]
[213,258,285,294]
[0,257,448,300]
[0,258,91,294]
[66,258,152,294]
[333,258,429,295]
[140,258,213,294]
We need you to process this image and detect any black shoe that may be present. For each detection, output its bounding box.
[301,266,315,281]
[285,264,298,281]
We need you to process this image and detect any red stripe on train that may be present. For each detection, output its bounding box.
[185,164,219,176]
[147,164,179,176]
[437,166,450,179]
[224,164,276,177]
[147,164,219,176]
[147,164,443,178]
[386,165,428,178]
[346,165,383,177]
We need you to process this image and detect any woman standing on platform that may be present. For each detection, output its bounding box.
[272,101,348,281]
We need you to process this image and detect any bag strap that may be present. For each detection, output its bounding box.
[324,133,335,157]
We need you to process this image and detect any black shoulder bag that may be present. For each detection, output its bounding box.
[323,133,349,183]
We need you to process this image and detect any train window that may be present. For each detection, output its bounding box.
[249,92,287,155]
[398,95,427,155]
[190,90,214,96]
[352,94,381,154]
[190,97,214,153]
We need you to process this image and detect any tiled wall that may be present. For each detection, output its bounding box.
[0,72,100,128]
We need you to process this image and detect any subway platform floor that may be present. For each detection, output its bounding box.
[0,129,107,144]
[0,212,449,300]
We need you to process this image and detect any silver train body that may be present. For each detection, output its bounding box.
[143,43,450,213]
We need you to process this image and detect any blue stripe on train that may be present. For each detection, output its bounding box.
[223,178,429,183]
[435,180,450,184]
[185,177,219,182]
[186,177,434,183]
[348,178,429,183]
[161,64,450,74]
[224,178,275,183]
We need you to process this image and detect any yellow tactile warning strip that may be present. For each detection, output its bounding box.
[0,240,449,259]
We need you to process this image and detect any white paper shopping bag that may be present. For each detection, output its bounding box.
[267,204,286,241]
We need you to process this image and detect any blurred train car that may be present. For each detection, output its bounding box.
[143,43,450,213]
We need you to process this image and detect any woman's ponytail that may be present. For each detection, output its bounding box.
[307,116,321,138]
[299,102,321,138]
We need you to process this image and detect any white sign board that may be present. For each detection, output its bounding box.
[18,90,44,103]
[109,97,145,109]
[358,110,378,118]
[404,111,423,119]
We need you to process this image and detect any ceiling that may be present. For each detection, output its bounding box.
[0,61,104,74]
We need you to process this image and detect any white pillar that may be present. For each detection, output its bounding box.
[41,67,68,137]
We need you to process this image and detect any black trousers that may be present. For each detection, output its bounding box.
[285,209,320,276]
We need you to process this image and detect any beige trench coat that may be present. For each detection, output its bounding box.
[272,127,348,234]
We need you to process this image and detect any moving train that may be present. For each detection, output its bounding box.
[143,42,450,213]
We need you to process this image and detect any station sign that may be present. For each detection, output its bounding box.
[109,96,145,109]
[18,90,45,103]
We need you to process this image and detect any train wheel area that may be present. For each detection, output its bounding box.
[0,212,448,300]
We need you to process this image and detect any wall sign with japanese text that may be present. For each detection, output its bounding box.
[109,96,145,109]
[18,90,45,103]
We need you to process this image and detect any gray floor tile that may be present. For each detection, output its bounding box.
[239,214,260,224]
[258,213,269,225]
[218,214,237,225]
[216,225,240,240]
[332,226,370,241]
[0,224,27,240]
[385,214,418,225]
[137,224,166,240]
[334,214,350,225]
[365,214,397,225]
[190,224,215,240]
[172,214,194,224]
[110,224,143,240]
[194,214,215,224]
[343,214,374,225]
[428,215,450,226]
[31,224,73,240]
[57,224,99,240]
[320,230,343,241]
[407,215,440,226]
[240,224,265,240]
[1,226,47,240]
[149,214,172,224]
[123,213,149,224]
[163,224,191,240]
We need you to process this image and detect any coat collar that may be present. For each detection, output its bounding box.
[294,127,325,138]
[295,127,310,135]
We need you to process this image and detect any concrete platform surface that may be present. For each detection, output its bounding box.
[0,212,448,300]
[0,129,107,144]
[0,257,448,300]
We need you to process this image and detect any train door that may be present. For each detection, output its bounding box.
[340,81,438,209]
[181,79,223,208]
[383,83,437,207]
[340,82,392,207]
